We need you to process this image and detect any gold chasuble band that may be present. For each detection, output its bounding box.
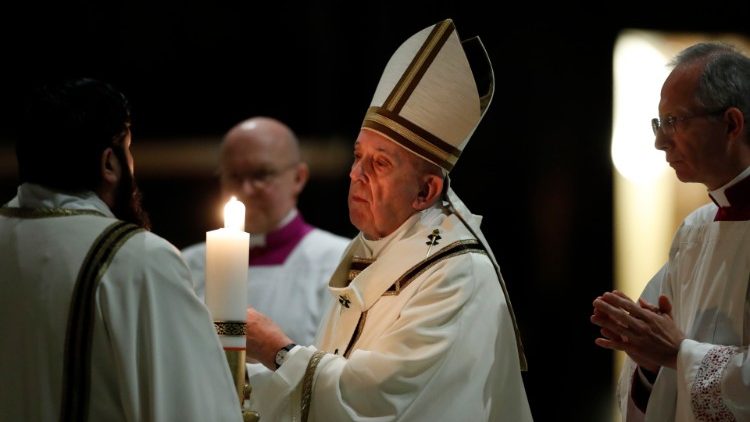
[0,207,106,219]
[301,351,327,422]
[384,239,485,296]
[60,221,143,422]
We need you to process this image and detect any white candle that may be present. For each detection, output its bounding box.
[205,196,249,349]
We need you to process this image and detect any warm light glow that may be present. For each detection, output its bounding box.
[223,196,245,232]
[610,31,676,422]
[611,33,670,184]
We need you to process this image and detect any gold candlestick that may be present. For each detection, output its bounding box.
[215,321,260,421]
[224,349,247,404]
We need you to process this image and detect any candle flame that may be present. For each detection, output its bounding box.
[223,196,245,231]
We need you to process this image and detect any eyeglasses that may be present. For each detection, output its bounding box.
[651,109,725,136]
[221,162,298,189]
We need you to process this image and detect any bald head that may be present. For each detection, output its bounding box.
[221,117,300,164]
[219,117,309,234]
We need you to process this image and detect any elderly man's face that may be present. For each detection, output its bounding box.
[348,129,423,239]
[655,63,733,190]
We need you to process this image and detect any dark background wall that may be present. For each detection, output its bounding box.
[2,3,749,421]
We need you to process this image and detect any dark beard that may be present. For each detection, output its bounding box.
[111,148,151,230]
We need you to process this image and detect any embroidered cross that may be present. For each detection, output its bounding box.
[426,229,441,246]
[425,229,441,257]
[338,294,351,308]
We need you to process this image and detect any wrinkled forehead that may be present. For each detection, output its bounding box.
[355,128,421,160]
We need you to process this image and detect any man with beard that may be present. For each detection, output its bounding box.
[0,78,242,421]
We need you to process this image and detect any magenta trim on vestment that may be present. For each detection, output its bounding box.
[712,175,750,221]
[248,214,314,265]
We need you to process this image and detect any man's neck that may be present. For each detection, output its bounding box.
[248,209,298,248]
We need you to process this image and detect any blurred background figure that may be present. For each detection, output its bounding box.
[182,116,349,345]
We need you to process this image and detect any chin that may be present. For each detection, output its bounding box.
[348,212,363,231]
[348,209,370,234]
[674,171,696,184]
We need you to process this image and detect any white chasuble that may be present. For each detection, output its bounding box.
[249,191,531,421]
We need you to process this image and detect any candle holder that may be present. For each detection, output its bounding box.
[215,320,260,421]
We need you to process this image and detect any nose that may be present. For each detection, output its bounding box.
[654,131,670,151]
[240,178,257,195]
[350,158,366,181]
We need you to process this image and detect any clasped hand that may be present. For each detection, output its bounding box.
[591,290,685,372]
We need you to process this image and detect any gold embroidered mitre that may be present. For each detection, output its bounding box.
[361,18,494,172]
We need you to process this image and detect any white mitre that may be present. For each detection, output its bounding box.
[361,18,494,172]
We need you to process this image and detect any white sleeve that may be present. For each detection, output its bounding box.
[678,339,750,419]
